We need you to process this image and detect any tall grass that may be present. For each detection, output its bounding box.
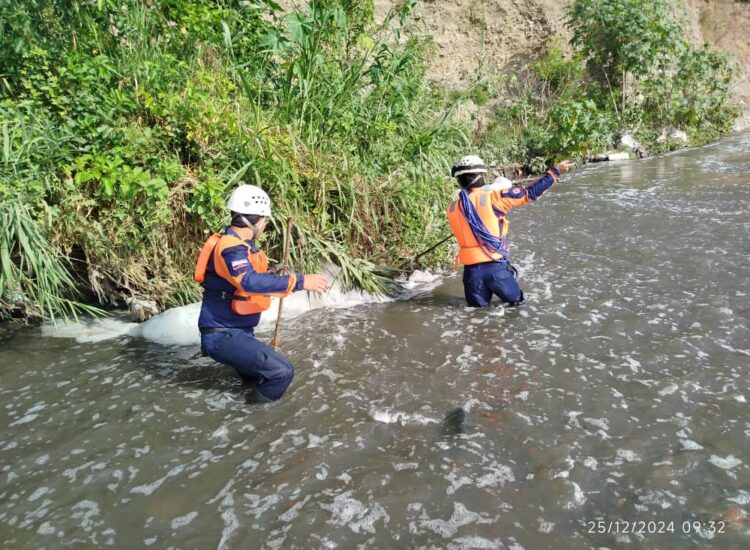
[0,201,102,320]
[0,0,468,320]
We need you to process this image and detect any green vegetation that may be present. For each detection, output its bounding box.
[1,0,466,319]
[0,0,740,321]
[478,0,739,164]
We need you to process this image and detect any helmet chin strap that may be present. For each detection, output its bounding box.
[468,174,483,187]
[239,215,260,240]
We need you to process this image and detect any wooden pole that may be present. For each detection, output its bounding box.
[270,218,293,350]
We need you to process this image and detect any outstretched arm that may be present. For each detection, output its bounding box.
[493,160,574,210]
[526,160,574,201]
[220,246,330,294]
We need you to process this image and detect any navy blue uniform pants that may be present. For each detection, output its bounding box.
[463,261,524,307]
[201,329,294,400]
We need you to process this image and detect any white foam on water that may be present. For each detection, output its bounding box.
[398,269,444,293]
[680,439,703,451]
[278,498,308,522]
[564,482,587,509]
[583,417,609,431]
[137,303,201,346]
[616,449,641,463]
[709,454,742,470]
[42,316,139,343]
[393,462,419,471]
[420,502,494,538]
[37,522,56,535]
[71,500,100,529]
[370,409,439,426]
[582,457,598,470]
[320,491,390,534]
[130,464,185,496]
[170,511,198,529]
[658,383,679,396]
[451,536,502,549]
[9,414,39,427]
[728,491,750,505]
[28,487,50,502]
[538,518,555,534]
[475,463,515,488]
[44,267,444,346]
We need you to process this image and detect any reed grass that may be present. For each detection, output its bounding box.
[0,201,103,320]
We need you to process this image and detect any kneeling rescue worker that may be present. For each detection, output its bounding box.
[447,155,573,307]
[195,184,330,402]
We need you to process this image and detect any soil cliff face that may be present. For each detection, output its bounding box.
[683,1,750,129]
[366,0,750,128]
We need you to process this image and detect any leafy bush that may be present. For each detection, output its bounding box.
[0,0,467,319]
[566,0,739,138]
[567,0,684,87]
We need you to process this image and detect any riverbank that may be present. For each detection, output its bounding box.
[0,0,742,322]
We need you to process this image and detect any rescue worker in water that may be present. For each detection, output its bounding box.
[447,155,574,307]
[195,184,329,402]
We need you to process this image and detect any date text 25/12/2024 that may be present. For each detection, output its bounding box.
[585,520,726,536]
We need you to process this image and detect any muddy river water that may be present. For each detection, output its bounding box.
[1,132,749,548]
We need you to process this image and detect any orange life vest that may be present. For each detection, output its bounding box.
[194,233,296,315]
[446,190,508,266]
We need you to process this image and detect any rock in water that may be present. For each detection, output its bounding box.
[442,407,466,435]
[127,297,160,321]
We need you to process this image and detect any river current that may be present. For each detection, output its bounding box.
[1,132,749,548]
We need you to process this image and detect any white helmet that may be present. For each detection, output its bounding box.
[451,155,487,178]
[226,184,271,216]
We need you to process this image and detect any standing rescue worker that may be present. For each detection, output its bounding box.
[195,184,329,402]
[447,155,573,307]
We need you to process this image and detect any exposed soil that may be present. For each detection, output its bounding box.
[284,0,750,130]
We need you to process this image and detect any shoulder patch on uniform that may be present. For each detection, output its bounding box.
[501,185,526,199]
[227,257,249,276]
[221,244,252,276]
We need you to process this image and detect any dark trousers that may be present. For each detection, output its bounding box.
[201,330,295,400]
[463,261,524,307]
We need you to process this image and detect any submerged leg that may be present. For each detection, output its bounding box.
[442,407,466,435]
[486,263,524,306]
[201,330,295,401]
[463,267,493,307]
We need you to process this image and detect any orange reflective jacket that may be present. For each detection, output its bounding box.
[194,233,296,315]
[447,188,530,266]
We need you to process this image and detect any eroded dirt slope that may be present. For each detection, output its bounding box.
[281,0,750,128]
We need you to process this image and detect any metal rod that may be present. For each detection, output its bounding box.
[411,234,453,264]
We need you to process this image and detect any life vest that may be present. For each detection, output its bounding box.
[446,190,509,266]
[194,232,296,315]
